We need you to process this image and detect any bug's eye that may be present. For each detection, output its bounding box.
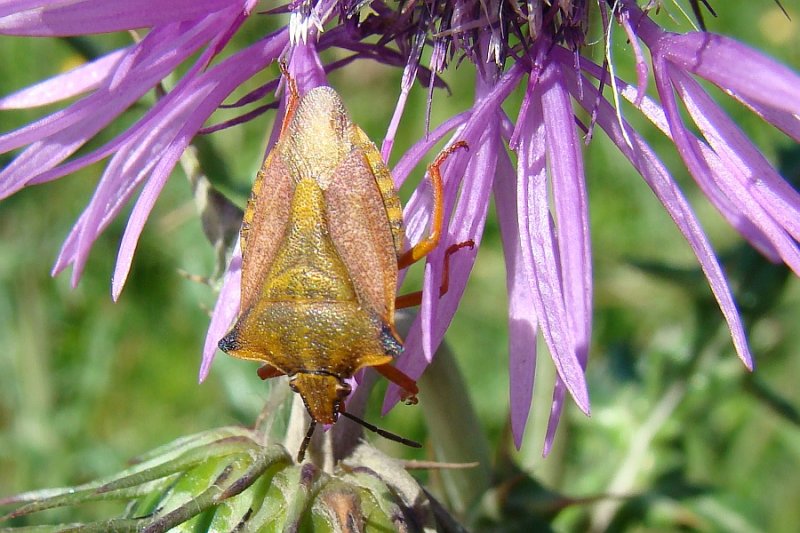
[336,382,352,396]
[288,379,299,392]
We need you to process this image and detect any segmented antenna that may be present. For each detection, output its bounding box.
[295,412,421,462]
[341,411,422,449]
[297,420,317,462]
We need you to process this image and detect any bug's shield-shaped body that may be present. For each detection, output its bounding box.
[218,87,406,425]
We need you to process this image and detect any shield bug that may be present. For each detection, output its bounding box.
[218,66,469,462]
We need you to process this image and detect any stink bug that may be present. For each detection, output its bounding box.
[218,67,469,462]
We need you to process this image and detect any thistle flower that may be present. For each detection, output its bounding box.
[1,0,798,458]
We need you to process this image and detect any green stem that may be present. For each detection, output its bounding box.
[419,341,492,516]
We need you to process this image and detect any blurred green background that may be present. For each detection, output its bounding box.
[1,2,799,531]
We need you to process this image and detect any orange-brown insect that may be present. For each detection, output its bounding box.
[218,68,468,462]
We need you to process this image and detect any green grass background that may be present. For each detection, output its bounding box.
[1,2,799,530]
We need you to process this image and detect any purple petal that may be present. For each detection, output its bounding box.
[412,126,486,366]
[413,70,504,362]
[262,41,324,152]
[564,68,754,370]
[562,48,784,263]
[538,58,594,439]
[383,66,525,411]
[111,31,287,297]
[382,118,496,410]
[624,98,782,261]
[380,24,426,162]
[515,69,590,415]
[541,60,592,371]
[48,20,259,285]
[618,8,649,107]
[400,64,524,245]
[51,83,196,283]
[0,0,236,36]
[0,20,223,200]
[0,1,53,19]
[200,248,242,382]
[53,103,202,282]
[652,60,800,277]
[0,138,92,200]
[200,102,276,135]
[0,49,126,109]
[113,142,184,299]
[737,98,800,143]
[623,2,800,119]
[494,149,538,449]
[626,95,783,261]
[670,69,800,244]
[221,78,279,110]
[52,24,284,287]
[380,78,411,163]
[288,40,327,92]
[392,111,471,188]
[659,32,800,118]
[69,127,174,282]
[397,134,465,258]
[49,9,248,183]
[420,119,498,361]
[418,260,439,365]
[543,381,566,456]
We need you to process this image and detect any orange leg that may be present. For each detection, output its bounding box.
[257,363,285,381]
[277,60,301,137]
[397,141,469,270]
[373,363,419,405]
[395,240,475,309]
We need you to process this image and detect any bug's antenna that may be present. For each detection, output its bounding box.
[297,420,316,462]
[340,411,422,449]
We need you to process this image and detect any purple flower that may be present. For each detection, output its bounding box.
[0,0,273,295]
[2,1,799,454]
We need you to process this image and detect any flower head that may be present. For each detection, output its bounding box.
[1,426,440,530]
[1,1,798,455]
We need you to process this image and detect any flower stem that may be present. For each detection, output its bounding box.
[419,340,492,516]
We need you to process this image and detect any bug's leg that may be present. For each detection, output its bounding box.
[395,240,475,309]
[373,363,419,405]
[397,141,469,270]
[257,363,286,381]
[277,60,301,137]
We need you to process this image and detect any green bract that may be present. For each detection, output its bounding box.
[0,427,441,532]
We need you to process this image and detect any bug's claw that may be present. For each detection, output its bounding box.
[402,392,419,406]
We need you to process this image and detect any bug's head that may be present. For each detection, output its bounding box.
[289,372,352,425]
